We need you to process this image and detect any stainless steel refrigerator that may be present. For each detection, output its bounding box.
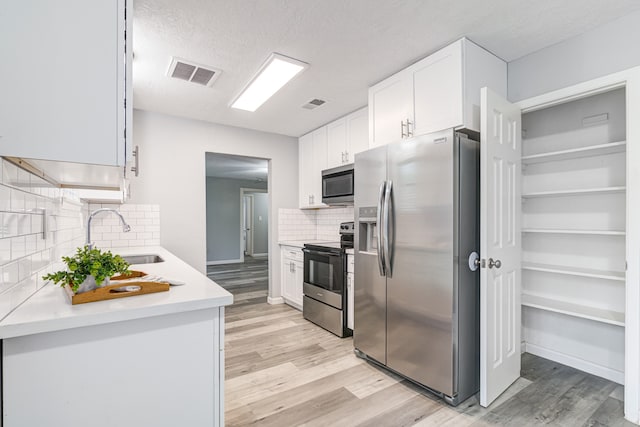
[353,128,479,406]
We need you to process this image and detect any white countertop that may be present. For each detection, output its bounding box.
[0,246,233,339]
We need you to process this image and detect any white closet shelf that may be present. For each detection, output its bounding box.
[521,228,625,236]
[522,186,626,199]
[521,262,625,281]
[522,141,626,164]
[522,293,624,327]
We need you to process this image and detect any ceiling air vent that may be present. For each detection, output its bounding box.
[302,98,326,110]
[167,57,222,87]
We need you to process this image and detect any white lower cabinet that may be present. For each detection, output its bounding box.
[347,253,354,330]
[281,245,303,309]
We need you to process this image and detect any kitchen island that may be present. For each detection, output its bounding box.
[0,246,233,427]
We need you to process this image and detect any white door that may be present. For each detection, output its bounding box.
[480,87,522,407]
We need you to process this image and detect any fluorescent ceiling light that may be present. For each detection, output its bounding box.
[231,53,307,112]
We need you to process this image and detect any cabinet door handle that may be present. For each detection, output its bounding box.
[406,119,413,137]
[292,263,296,273]
[344,151,349,163]
[310,194,314,204]
[131,145,140,177]
[400,121,407,138]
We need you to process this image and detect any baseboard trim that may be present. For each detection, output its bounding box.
[207,258,242,266]
[267,297,284,305]
[524,342,624,385]
[251,253,268,258]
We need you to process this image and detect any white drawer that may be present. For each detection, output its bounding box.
[281,246,304,262]
[347,254,354,273]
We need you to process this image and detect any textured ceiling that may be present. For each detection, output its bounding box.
[205,152,268,182]
[133,0,640,137]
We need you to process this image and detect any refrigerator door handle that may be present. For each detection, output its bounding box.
[383,180,393,277]
[377,181,386,276]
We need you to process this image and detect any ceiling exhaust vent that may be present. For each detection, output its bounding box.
[167,57,222,87]
[302,98,326,110]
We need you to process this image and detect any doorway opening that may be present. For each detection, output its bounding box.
[205,152,269,302]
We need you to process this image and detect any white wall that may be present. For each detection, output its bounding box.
[508,9,640,101]
[129,109,298,299]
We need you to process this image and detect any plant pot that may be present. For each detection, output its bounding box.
[76,276,110,294]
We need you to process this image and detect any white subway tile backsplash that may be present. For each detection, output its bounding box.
[0,185,10,212]
[278,207,354,242]
[86,203,160,250]
[0,159,85,321]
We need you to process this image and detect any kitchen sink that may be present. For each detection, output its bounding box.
[121,254,165,264]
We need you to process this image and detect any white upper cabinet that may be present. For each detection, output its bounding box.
[327,119,348,168]
[327,107,369,168]
[0,0,131,167]
[369,74,414,148]
[412,41,464,137]
[345,108,369,163]
[369,38,506,146]
[298,127,327,208]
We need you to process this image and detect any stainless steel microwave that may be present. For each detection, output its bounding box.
[321,164,354,205]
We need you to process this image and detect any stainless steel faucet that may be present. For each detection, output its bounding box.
[86,208,131,249]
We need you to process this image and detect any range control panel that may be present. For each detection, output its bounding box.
[339,221,354,235]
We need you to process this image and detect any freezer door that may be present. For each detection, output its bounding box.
[386,129,456,396]
[353,145,388,364]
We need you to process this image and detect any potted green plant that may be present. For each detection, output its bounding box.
[43,246,131,293]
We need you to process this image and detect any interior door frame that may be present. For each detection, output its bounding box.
[242,194,253,257]
[240,187,267,263]
[516,66,640,424]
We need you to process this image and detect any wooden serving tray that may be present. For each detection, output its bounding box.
[64,270,170,305]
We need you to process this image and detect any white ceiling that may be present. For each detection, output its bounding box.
[133,0,640,137]
[205,152,268,182]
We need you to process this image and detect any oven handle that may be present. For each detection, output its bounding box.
[302,249,342,257]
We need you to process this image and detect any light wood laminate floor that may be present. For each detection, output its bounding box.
[211,259,632,426]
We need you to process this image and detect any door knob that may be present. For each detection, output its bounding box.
[488,258,502,269]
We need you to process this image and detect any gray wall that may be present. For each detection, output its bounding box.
[508,10,640,101]
[250,192,269,255]
[206,178,267,262]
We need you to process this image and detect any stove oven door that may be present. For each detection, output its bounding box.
[302,248,344,309]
